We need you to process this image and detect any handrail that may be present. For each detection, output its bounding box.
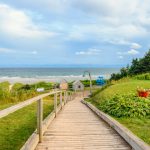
[0,90,59,119]
[0,90,76,143]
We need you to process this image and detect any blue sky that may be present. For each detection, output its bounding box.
[0,0,150,67]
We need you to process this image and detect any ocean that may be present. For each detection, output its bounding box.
[0,68,120,84]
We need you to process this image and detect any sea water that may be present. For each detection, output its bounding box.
[0,68,120,83]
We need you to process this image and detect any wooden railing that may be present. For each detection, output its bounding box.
[0,90,76,144]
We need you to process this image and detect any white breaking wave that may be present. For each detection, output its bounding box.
[0,74,110,84]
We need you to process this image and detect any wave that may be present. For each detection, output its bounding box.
[0,74,111,84]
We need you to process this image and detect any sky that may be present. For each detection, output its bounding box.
[0,0,150,67]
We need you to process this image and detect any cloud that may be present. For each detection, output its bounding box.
[118,56,123,59]
[0,47,38,55]
[76,48,101,55]
[0,0,149,67]
[3,0,70,13]
[117,42,140,59]
[0,3,56,38]
[31,51,38,55]
[65,0,149,44]
[0,48,16,53]
[131,43,142,49]
[117,48,140,59]
[127,49,139,55]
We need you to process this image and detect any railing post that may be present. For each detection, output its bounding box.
[60,91,62,109]
[64,91,66,104]
[72,92,74,100]
[37,98,43,143]
[70,92,72,101]
[54,92,57,117]
[83,90,84,98]
[66,91,68,103]
[68,92,70,101]
[69,92,71,101]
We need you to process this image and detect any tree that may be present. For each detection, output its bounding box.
[110,49,150,81]
[129,58,141,75]
[140,50,150,73]
[120,67,128,77]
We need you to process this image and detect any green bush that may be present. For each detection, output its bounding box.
[98,93,150,118]
[31,82,53,90]
[134,73,150,80]
[81,80,96,87]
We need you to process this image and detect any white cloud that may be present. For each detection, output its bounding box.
[76,48,101,55]
[67,23,147,44]
[0,47,39,55]
[117,49,140,58]
[127,49,139,55]
[118,56,123,59]
[31,51,38,55]
[0,4,56,38]
[131,43,141,49]
[0,48,16,53]
[65,0,149,44]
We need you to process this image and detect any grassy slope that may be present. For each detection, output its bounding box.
[93,79,150,102]
[0,96,54,150]
[116,117,150,144]
[89,79,150,144]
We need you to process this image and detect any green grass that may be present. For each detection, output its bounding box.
[0,103,19,110]
[88,78,150,145]
[0,96,54,150]
[115,117,150,144]
[93,79,150,103]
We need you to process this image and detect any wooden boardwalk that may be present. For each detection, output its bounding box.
[35,96,131,150]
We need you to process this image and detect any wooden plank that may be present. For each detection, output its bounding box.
[54,93,57,117]
[35,96,131,150]
[21,104,62,150]
[82,100,150,150]
[60,92,63,109]
[37,98,43,143]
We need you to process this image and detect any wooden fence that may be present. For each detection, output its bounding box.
[0,90,76,144]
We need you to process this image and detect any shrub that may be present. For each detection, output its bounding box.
[31,82,53,90]
[81,80,96,87]
[134,73,150,80]
[98,93,150,118]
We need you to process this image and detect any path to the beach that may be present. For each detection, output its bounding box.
[35,95,131,150]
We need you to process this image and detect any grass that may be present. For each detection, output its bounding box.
[88,78,150,145]
[115,117,150,144]
[0,103,19,110]
[0,96,54,150]
[93,79,150,103]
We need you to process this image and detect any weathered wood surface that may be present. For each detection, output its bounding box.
[35,96,131,150]
[82,100,150,150]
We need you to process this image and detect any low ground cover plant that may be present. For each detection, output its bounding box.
[98,93,150,117]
